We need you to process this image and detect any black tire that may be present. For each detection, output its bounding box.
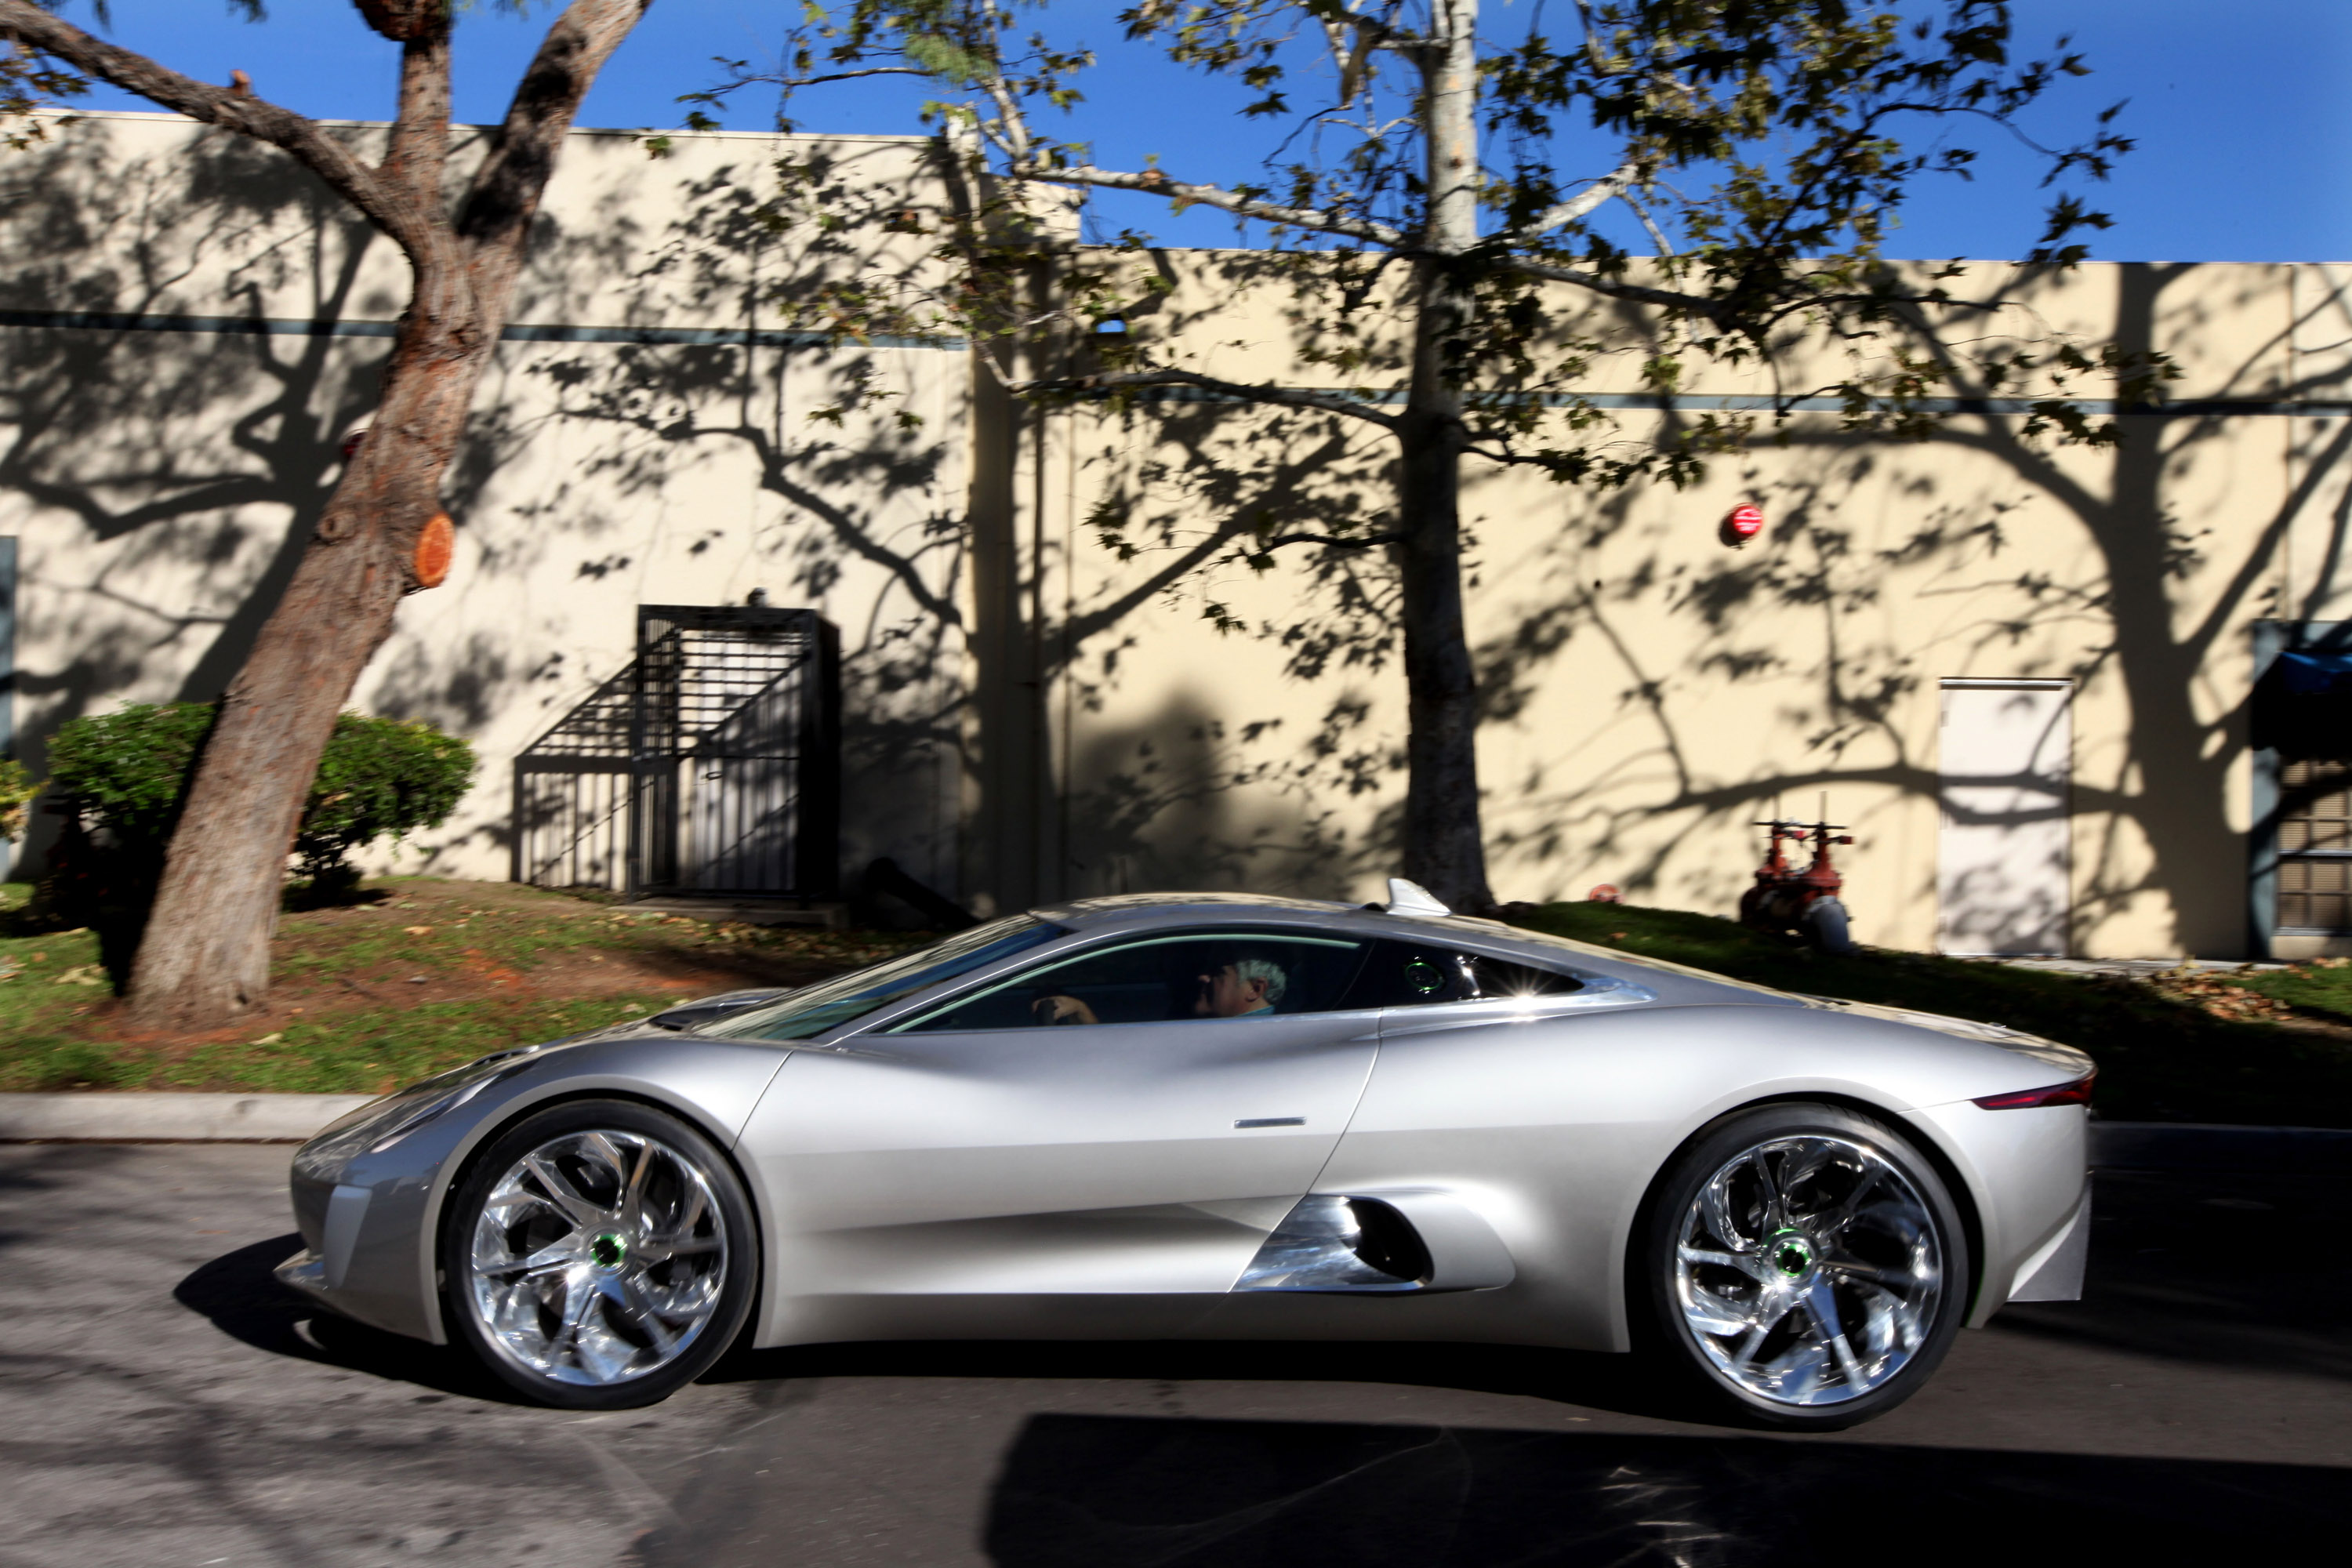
[441,1098,759,1410]
[1637,1102,1967,1431]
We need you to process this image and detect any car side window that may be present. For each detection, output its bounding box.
[1338,939,1584,1009]
[891,931,1374,1033]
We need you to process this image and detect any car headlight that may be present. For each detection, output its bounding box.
[361,1054,539,1154]
[292,1047,546,1183]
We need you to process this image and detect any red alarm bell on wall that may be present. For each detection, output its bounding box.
[1721,503,1765,547]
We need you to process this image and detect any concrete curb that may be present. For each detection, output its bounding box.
[0,1092,375,1142]
[1,1095,2348,1168]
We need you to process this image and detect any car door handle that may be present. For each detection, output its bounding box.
[1235,1116,1306,1128]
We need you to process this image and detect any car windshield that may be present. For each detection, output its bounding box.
[700,916,1066,1041]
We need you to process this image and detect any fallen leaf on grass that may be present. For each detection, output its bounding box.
[249,1032,285,1046]
[53,964,105,986]
[405,925,434,936]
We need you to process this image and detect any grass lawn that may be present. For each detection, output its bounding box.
[1507,902,2352,1127]
[9,877,2348,1127]
[0,877,924,1097]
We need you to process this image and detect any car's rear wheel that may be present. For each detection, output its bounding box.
[441,1098,757,1409]
[1640,1102,1966,1429]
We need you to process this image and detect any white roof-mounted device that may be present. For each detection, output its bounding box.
[1384,877,1452,918]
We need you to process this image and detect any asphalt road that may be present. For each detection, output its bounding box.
[3,1144,2347,1568]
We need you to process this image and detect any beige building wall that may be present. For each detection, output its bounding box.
[5,114,2347,958]
[0,112,971,899]
[1029,256,2352,960]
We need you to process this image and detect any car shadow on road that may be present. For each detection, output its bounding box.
[172,1167,2352,1422]
[1992,1167,2352,1382]
[717,1335,1711,1424]
[949,1412,2351,1567]
[172,1233,523,1404]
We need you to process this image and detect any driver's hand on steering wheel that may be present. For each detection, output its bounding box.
[1032,993,1099,1026]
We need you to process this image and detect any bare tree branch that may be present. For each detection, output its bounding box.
[986,114,1717,319]
[459,0,652,291]
[1509,161,1639,240]
[0,0,449,267]
[1618,187,1675,258]
[1008,159,1410,249]
[787,65,935,86]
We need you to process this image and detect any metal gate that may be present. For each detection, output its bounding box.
[513,605,840,900]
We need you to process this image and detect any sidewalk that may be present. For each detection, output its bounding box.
[0,1092,373,1142]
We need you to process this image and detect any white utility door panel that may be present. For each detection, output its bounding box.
[1937,681,2072,955]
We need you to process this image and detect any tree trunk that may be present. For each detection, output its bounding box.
[126,303,489,1027]
[1396,384,1493,911]
[1392,0,1494,912]
[53,0,662,1029]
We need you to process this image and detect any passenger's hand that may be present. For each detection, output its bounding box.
[1033,994,1098,1026]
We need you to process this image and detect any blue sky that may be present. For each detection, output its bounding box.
[54,0,2352,262]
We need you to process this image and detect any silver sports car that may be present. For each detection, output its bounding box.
[278,880,2091,1428]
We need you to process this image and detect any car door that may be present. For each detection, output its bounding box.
[735,928,1384,1330]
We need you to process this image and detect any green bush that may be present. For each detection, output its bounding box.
[45,702,477,894]
[43,702,219,856]
[296,712,478,890]
[0,757,36,843]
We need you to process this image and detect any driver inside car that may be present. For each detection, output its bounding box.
[1033,952,1288,1026]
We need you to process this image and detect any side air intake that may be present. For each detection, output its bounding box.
[1234,1196,1432,1292]
[1234,1190,1518,1294]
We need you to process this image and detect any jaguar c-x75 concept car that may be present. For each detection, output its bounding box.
[278,880,2092,1428]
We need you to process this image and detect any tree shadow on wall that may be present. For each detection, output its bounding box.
[1471,265,2352,954]
[0,125,989,899]
[0,120,682,857]
[1046,255,2352,952]
[1039,256,1424,898]
[477,140,998,896]
[1058,690,1386,898]
[0,118,392,882]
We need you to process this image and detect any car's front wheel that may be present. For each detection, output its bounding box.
[441,1098,758,1409]
[1640,1102,1967,1429]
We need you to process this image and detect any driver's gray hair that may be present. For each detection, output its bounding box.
[1232,954,1289,1004]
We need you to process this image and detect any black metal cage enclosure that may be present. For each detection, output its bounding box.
[513,606,840,902]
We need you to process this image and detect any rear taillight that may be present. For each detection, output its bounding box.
[1973,1073,2094,1110]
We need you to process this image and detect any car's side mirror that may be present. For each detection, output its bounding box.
[648,987,792,1031]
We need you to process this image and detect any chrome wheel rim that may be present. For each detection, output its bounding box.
[465,1129,728,1387]
[1673,1134,1943,1407]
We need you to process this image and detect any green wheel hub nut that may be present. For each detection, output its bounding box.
[1769,1230,1813,1277]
